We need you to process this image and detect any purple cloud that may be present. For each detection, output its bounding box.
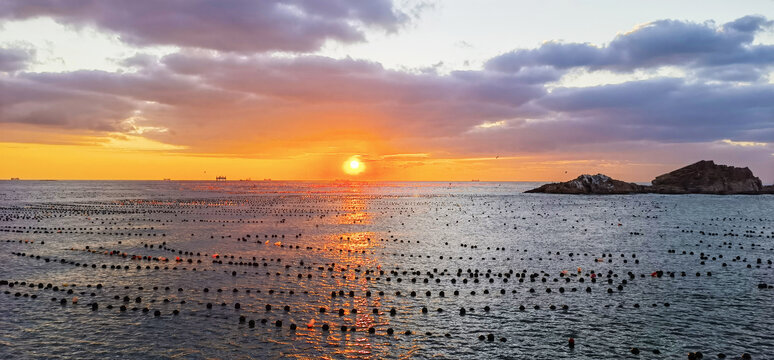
[0,46,33,72]
[0,0,408,52]
[451,77,774,154]
[2,13,772,168]
[0,77,136,131]
[486,16,774,81]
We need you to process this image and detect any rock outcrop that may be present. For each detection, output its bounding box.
[525,174,645,194]
[650,160,762,194]
[525,160,770,195]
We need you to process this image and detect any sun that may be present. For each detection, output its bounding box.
[343,156,365,175]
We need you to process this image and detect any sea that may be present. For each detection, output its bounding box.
[0,180,772,359]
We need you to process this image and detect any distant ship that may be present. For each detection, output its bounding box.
[163,178,171,181]
[10,177,20,181]
[216,176,226,181]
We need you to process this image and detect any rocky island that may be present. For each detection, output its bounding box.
[526,160,771,195]
[524,174,645,194]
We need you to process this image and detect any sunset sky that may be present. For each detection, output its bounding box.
[1,0,773,182]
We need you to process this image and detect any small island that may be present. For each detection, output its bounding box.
[526,160,773,195]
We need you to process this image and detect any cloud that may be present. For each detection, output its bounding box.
[447,77,774,155]
[723,14,774,33]
[5,48,774,157]
[0,0,409,52]
[2,13,773,174]
[720,139,769,147]
[157,52,548,136]
[0,78,138,131]
[1,52,550,153]
[486,15,774,81]
[0,46,33,72]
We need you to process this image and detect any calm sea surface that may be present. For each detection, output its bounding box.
[0,181,772,359]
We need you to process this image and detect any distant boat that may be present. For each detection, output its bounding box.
[216,176,226,181]
[10,177,20,181]
[163,178,171,181]
[471,179,480,182]
[263,178,271,181]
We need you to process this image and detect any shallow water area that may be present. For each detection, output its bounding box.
[0,180,772,359]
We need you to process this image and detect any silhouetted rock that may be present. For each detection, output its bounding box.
[525,174,645,194]
[651,160,762,194]
[525,160,772,195]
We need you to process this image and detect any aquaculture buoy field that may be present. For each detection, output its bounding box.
[0,180,772,359]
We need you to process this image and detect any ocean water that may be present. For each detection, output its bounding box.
[0,181,772,359]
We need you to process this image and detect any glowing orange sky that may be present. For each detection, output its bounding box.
[0,138,721,182]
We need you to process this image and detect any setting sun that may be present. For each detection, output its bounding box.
[343,156,365,175]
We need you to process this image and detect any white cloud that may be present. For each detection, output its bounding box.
[721,139,769,147]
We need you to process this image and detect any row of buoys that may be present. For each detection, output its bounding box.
[52,238,774,278]
[12,250,748,305]
[8,282,757,358]
[14,248,726,288]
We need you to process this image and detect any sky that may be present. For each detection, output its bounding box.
[1,0,773,182]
